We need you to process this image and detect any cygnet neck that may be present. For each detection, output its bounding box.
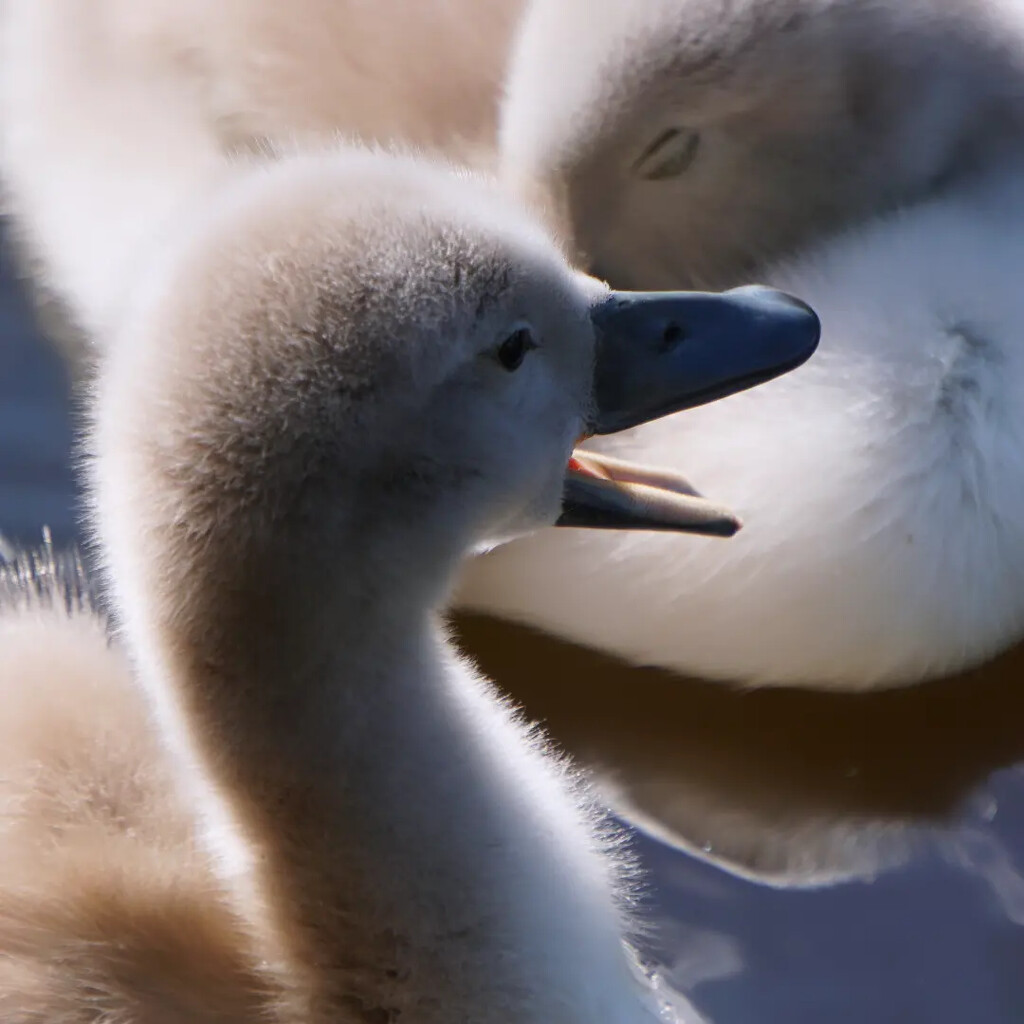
[129,483,561,1019]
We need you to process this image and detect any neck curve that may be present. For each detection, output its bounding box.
[107,487,657,1021]
[145,514,455,979]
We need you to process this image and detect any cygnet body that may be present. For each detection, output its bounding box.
[0,0,524,356]
[0,545,273,1020]
[462,164,1024,687]
[455,0,1024,688]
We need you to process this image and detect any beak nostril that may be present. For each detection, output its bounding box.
[660,321,686,350]
[592,287,820,434]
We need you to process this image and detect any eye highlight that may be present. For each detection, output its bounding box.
[496,326,538,371]
[633,127,701,181]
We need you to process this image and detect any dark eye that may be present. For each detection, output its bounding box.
[632,127,701,181]
[497,326,537,371]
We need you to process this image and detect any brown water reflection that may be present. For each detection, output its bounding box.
[457,613,1024,1020]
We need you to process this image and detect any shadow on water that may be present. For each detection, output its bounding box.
[457,612,1024,1022]
[457,613,1024,882]
[2,214,1023,1022]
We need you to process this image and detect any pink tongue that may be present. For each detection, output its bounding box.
[569,454,613,481]
[568,454,613,481]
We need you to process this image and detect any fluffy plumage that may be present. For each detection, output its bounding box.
[500,0,1024,288]
[0,0,524,353]
[453,0,1024,688]
[0,545,277,1022]
[8,0,1024,694]
[0,136,674,1019]
[0,4,680,1015]
[461,165,1024,687]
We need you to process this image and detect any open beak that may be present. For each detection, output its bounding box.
[558,285,820,535]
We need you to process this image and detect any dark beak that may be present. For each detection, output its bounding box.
[557,285,820,534]
[590,285,820,434]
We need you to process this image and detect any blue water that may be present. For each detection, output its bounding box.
[2,214,1023,1023]
[0,226,79,546]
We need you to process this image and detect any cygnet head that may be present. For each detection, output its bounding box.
[94,150,819,630]
[502,0,1024,289]
[96,156,584,610]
